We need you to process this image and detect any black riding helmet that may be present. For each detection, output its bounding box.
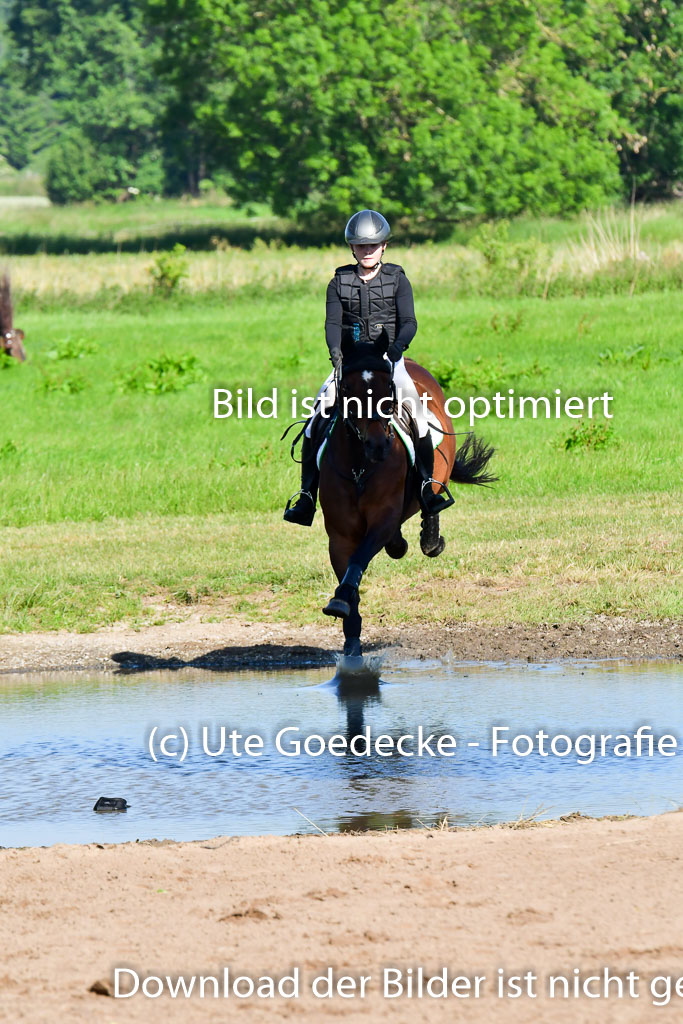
[344,209,391,245]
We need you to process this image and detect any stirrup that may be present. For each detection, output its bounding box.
[283,489,316,525]
[420,478,455,514]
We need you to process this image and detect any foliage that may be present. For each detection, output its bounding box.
[144,0,625,221]
[470,221,546,292]
[2,1,682,209]
[605,1,683,198]
[117,353,204,393]
[149,243,189,295]
[0,350,18,369]
[597,343,682,370]
[1,0,169,193]
[45,337,99,360]
[38,372,87,393]
[0,438,18,457]
[430,355,549,393]
[561,420,616,451]
[45,132,100,204]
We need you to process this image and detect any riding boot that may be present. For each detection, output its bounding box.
[283,435,319,526]
[415,434,455,516]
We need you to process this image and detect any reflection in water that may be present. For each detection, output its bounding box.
[0,659,680,848]
[333,654,383,739]
[338,810,415,833]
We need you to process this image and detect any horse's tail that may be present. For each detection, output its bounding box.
[0,272,12,334]
[450,433,498,486]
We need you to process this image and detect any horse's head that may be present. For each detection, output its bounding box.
[2,327,26,362]
[339,346,395,464]
[0,273,25,361]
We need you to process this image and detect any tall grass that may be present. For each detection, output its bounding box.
[6,234,682,306]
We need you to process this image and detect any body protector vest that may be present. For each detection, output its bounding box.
[335,263,403,354]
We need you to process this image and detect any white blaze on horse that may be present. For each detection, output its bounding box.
[0,273,26,362]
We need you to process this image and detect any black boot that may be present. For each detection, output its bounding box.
[415,435,455,515]
[283,435,319,526]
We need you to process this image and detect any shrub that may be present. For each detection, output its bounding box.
[117,354,204,394]
[45,134,98,205]
[46,338,99,361]
[149,244,189,295]
[38,374,87,394]
[562,420,616,451]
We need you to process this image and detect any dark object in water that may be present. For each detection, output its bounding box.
[93,797,129,813]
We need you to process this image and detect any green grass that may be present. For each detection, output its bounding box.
[1,285,681,632]
[1,494,678,632]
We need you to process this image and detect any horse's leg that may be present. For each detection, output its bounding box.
[324,523,398,619]
[324,534,359,619]
[420,512,446,557]
[385,529,408,559]
[342,593,362,657]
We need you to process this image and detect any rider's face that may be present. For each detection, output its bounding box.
[351,242,386,268]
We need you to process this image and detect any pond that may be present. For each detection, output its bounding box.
[0,658,680,847]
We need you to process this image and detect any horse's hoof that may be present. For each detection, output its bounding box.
[323,598,351,619]
[343,637,362,657]
[423,536,446,558]
[385,535,408,560]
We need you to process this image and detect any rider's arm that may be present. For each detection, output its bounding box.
[388,273,417,360]
[324,279,343,368]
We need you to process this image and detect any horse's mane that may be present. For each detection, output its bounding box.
[342,343,390,376]
[0,273,12,335]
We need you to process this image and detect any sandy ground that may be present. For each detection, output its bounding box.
[0,613,680,673]
[2,620,681,1022]
[1,813,682,1023]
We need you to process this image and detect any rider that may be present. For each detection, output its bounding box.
[284,209,451,526]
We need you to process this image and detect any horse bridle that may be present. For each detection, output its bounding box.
[333,369,397,487]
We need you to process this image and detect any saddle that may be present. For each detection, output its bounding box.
[310,397,422,469]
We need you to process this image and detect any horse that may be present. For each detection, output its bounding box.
[317,344,496,658]
[0,273,26,362]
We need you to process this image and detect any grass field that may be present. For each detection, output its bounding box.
[1,235,681,634]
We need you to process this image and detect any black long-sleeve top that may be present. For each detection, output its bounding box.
[324,269,417,365]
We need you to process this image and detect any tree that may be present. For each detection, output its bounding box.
[609,0,683,197]
[2,0,168,196]
[145,0,624,221]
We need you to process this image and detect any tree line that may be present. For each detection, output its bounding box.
[1,0,681,221]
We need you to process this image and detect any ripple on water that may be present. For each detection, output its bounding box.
[0,659,680,847]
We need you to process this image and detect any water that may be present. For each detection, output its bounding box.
[0,659,680,848]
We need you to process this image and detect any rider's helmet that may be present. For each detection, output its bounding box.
[344,209,391,245]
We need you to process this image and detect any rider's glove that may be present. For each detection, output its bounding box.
[330,350,342,371]
[386,341,403,363]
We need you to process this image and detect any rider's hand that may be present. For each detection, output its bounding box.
[330,350,342,372]
[386,342,403,363]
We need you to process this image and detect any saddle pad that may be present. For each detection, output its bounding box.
[316,415,416,468]
[315,409,446,470]
[394,403,448,458]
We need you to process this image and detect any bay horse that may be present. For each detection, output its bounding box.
[318,345,495,657]
[0,273,26,362]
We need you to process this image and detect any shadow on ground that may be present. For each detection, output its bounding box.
[110,643,337,674]
[110,640,388,674]
[1,223,450,256]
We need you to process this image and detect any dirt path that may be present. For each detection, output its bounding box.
[0,614,680,674]
[2,813,683,1023]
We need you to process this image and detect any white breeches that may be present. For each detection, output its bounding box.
[305,357,430,439]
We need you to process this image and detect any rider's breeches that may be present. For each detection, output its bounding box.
[305,357,430,439]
